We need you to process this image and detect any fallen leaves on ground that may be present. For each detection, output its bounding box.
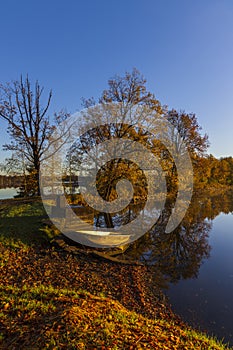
[0,241,230,349]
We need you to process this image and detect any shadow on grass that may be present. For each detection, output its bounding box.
[0,216,52,247]
[0,199,57,248]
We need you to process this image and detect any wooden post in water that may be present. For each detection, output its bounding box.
[51,194,66,217]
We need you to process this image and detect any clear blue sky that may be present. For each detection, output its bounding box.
[0,0,233,162]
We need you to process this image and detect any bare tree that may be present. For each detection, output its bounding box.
[0,75,68,196]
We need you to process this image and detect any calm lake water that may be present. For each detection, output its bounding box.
[165,212,233,346]
[0,187,19,199]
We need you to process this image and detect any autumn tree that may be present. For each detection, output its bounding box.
[67,69,209,229]
[98,71,209,197]
[99,68,163,111]
[166,110,209,157]
[162,109,209,191]
[208,156,233,186]
[70,70,165,226]
[0,76,68,196]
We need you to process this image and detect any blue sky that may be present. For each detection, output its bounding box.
[0,0,233,162]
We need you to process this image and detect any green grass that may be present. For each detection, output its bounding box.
[0,283,230,349]
[0,199,58,248]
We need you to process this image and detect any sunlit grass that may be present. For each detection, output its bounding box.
[0,201,45,217]
[1,283,230,349]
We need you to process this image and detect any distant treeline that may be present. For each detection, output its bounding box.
[194,155,233,189]
[0,175,24,189]
[1,155,233,192]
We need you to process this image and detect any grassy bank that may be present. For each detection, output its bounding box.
[0,199,231,349]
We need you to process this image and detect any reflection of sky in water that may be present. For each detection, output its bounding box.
[0,188,19,199]
[166,213,233,346]
[94,205,161,228]
[42,186,82,195]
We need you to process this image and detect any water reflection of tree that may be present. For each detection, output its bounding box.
[150,220,211,282]
[126,211,210,284]
[72,190,233,290]
[125,191,233,286]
